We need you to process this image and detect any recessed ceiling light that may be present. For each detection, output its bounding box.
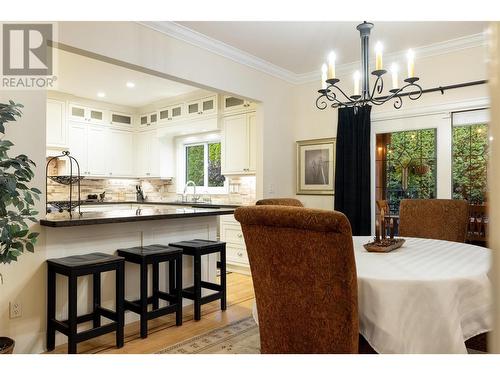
[126,82,135,88]
[97,92,106,98]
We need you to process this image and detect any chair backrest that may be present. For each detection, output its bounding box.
[376,199,389,214]
[234,206,358,353]
[467,204,488,243]
[399,199,469,243]
[255,198,304,207]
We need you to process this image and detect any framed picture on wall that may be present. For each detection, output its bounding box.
[296,138,336,195]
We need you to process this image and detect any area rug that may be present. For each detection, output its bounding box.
[157,317,260,354]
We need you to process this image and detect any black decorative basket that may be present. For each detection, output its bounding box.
[45,151,83,217]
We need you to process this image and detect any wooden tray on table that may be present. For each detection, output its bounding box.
[364,238,405,253]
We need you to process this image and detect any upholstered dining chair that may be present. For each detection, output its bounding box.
[255,198,304,207]
[234,206,358,353]
[399,199,469,243]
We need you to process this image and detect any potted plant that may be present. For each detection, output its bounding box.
[0,101,40,354]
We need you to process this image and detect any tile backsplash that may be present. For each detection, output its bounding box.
[46,158,256,205]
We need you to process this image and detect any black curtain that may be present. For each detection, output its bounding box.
[334,105,371,235]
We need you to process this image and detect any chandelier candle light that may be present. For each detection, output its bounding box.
[316,21,423,110]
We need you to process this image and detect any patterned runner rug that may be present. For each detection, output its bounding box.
[157,317,260,354]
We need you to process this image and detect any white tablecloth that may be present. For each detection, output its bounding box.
[252,236,492,354]
[353,236,492,354]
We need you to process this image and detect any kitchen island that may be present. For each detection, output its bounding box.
[40,204,234,347]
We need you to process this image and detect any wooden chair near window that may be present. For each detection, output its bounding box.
[399,199,469,243]
[467,204,488,245]
[376,200,399,236]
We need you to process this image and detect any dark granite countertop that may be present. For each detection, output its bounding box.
[40,205,235,227]
[74,201,242,209]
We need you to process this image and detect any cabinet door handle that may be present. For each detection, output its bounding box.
[237,233,243,238]
[237,251,243,257]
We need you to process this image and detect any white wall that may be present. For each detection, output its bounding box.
[292,44,489,209]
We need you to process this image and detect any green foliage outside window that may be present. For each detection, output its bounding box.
[186,145,204,186]
[385,129,437,213]
[208,143,224,187]
[452,124,488,204]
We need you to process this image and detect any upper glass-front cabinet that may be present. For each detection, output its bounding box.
[110,112,133,126]
[187,95,217,117]
[69,103,107,125]
[223,96,254,112]
[139,112,158,127]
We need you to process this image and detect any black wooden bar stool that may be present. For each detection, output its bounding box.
[168,239,226,321]
[46,253,125,354]
[117,244,183,338]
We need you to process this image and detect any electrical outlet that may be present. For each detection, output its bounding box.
[9,301,22,319]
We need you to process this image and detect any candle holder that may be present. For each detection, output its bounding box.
[371,69,387,77]
[364,210,405,252]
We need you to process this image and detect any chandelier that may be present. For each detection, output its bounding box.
[316,21,423,110]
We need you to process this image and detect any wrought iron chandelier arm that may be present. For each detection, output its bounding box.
[327,82,359,104]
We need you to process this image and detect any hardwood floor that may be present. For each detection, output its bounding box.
[46,272,255,354]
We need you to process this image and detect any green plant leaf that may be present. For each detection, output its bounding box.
[26,242,34,253]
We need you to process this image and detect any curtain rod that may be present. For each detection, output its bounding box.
[375,80,488,101]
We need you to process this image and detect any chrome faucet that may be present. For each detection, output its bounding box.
[183,180,200,202]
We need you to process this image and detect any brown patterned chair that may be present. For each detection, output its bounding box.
[255,198,304,207]
[399,199,469,243]
[234,205,358,353]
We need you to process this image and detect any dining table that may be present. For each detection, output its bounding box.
[353,236,492,354]
[251,236,492,354]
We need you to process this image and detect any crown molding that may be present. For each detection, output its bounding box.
[140,22,487,86]
[140,21,300,84]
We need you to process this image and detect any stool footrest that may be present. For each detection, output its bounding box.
[147,304,179,320]
[200,292,223,305]
[200,281,222,291]
[125,293,180,314]
[50,318,69,336]
[76,322,117,343]
[96,307,117,321]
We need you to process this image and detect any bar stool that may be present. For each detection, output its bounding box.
[168,239,226,321]
[117,244,183,338]
[46,253,125,354]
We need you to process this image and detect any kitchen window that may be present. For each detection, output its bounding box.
[184,141,226,193]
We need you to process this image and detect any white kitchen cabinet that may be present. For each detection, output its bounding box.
[69,103,107,125]
[67,122,88,175]
[139,112,158,128]
[221,112,256,175]
[186,95,217,117]
[46,99,67,148]
[222,96,255,113]
[110,111,133,127]
[87,127,108,176]
[68,122,107,177]
[136,130,160,178]
[220,215,249,271]
[108,129,134,177]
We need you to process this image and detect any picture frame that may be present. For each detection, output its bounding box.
[296,137,336,195]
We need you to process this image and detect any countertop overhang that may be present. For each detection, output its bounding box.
[40,206,235,227]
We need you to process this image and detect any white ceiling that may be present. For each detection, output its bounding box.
[55,49,198,108]
[176,21,489,74]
